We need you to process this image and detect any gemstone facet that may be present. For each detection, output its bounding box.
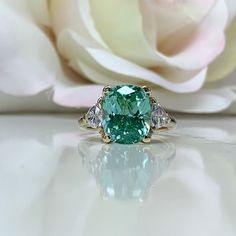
[102,85,151,144]
[86,105,102,128]
[151,103,169,129]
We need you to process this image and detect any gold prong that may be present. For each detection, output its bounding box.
[97,97,103,106]
[142,86,151,95]
[97,127,103,133]
[102,134,112,144]
[150,97,157,104]
[100,128,112,144]
[103,85,112,95]
[142,136,151,144]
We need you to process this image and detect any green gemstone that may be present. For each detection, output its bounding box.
[102,85,151,144]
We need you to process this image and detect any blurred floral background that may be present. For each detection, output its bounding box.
[0,0,235,113]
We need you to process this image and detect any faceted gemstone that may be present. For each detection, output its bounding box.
[86,105,102,128]
[151,103,169,129]
[102,85,151,144]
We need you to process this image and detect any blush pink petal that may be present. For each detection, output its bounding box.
[207,20,236,82]
[52,83,236,114]
[85,48,207,93]
[57,29,207,93]
[89,0,228,70]
[153,0,228,70]
[53,85,104,108]
[143,0,215,49]
[154,88,236,114]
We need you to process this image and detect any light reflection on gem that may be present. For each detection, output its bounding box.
[78,138,175,201]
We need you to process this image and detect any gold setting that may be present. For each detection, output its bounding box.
[142,85,151,96]
[79,85,177,144]
[100,128,112,144]
[96,97,103,107]
[142,136,152,144]
[150,97,157,104]
[103,85,112,96]
[79,116,87,126]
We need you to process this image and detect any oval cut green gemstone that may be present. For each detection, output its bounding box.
[102,85,151,144]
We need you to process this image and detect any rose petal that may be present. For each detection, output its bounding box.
[0,2,61,96]
[90,0,228,70]
[53,82,236,114]
[1,0,30,18]
[28,0,51,26]
[78,0,109,49]
[153,0,228,70]
[53,85,104,108]
[57,29,207,93]
[154,88,236,114]
[143,0,215,49]
[50,0,108,49]
[224,0,236,23]
[89,0,162,67]
[2,0,50,26]
[207,20,236,82]
[84,47,207,93]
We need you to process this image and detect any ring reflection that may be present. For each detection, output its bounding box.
[78,138,175,201]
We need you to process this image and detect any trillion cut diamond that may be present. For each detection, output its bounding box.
[86,105,102,128]
[151,103,169,128]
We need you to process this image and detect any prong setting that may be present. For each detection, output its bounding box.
[97,97,103,107]
[100,128,112,144]
[142,86,151,96]
[142,136,151,143]
[103,85,112,95]
[142,128,153,143]
[150,97,157,104]
[102,135,112,144]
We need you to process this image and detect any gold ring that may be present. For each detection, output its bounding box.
[79,84,177,144]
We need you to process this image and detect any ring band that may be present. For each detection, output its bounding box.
[79,84,177,144]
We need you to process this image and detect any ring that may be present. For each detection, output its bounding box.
[79,84,177,144]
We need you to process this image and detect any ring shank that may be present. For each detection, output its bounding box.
[79,116,87,127]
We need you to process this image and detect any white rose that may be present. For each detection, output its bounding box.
[0,0,236,113]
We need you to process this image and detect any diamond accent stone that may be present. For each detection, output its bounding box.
[86,105,102,128]
[151,103,169,128]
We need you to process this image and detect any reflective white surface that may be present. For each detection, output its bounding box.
[0,114,236,236]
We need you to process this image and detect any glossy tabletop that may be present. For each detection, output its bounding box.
[0,114,236,236]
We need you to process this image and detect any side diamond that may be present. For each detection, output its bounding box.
[86,105,102,128]
[151,103,169,128]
